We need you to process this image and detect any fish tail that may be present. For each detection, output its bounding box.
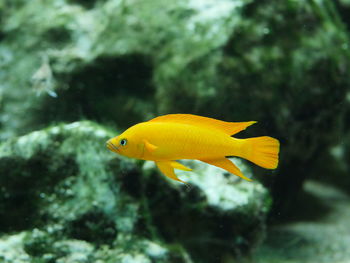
[239,136,280,169]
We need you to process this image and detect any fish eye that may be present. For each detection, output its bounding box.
[120,139,127,146]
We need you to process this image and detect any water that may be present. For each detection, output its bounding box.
[0,0,349,262]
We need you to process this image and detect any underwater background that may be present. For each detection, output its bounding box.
[1,0,350,262]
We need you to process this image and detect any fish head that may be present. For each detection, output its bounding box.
[106,127,144,159]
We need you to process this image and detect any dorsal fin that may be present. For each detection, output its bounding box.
[148,114,256,135]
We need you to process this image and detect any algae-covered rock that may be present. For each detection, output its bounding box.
[2,0,348,261]
[141,159,270,262]
[152,0,350,212]
[0,233,31,263]
[0,121,180,262]
[1,0,349,215]
[0,121,129,233]
[0,121,270,262]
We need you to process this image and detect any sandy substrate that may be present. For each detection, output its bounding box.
[254,180,350,263]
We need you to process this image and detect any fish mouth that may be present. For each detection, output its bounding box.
[106,140,119,153]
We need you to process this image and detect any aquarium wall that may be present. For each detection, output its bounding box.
[0,0,350,262]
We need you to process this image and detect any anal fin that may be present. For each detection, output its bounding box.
[170,161,192,171]
[156,161,188,184]
[199,158,252,181]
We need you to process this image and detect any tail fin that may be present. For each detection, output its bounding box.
[240,136,280,169]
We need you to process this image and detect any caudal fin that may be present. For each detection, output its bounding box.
[241,136,280,169]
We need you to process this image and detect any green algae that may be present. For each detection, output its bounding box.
[0,121,270,262]
[1,0,349,262]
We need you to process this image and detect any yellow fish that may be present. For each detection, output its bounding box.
[106,114,279,183]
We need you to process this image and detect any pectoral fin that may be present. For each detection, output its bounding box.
[170,161,192,171]
[156,161,188,184]
[143,139,158,153]
[199,158,252,181]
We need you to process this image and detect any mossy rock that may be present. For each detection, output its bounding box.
[140,159,271,263]
[0,121,270,262]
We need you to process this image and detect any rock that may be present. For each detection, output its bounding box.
[153,0,350,213]
[3,0,348,261]
[141,159,271,262]
[0,121,128,233]
[1,0,349,215]
[0,233,31,263]
[0,121,270,262]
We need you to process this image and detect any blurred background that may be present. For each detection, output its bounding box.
[0,0,350,262]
